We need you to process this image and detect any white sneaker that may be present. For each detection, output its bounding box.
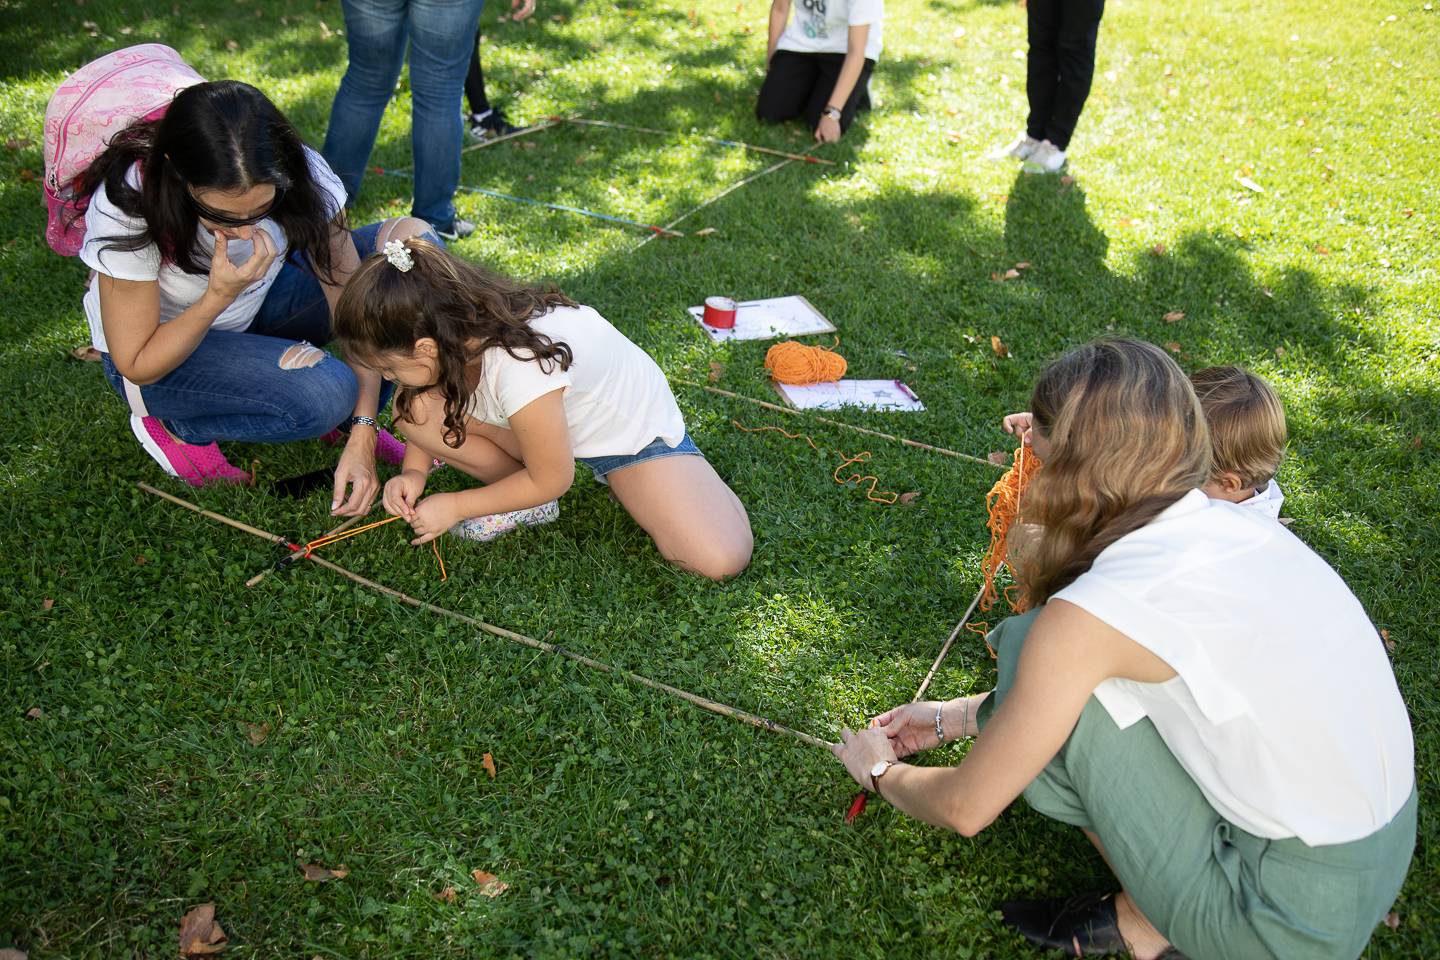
[1022,140,1067,174]
[449,499,560,542]
[987,133,1041,162]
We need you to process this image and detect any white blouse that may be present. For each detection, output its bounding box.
[1054,490,1413,846]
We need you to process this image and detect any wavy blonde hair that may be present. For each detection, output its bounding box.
[1189,365,1287,490]
[1020,339,1212,605]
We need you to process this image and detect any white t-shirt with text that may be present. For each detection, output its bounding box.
[777,0,884,61]
[79,146,346,353]
[465,304,686,460]
[1054,490,1413,846]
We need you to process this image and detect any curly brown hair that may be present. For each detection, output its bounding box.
[333,239,575,448]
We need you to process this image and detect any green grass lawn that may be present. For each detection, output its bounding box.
[1,0,1436,955]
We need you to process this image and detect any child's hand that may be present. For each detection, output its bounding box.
[1002,411,1034,443]
[407,492,465,546]
[383,469,427,521]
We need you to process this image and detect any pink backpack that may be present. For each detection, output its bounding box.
[42,44,204,256]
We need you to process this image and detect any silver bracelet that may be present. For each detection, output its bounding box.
[349,415,379,430]
[934,702,946,744]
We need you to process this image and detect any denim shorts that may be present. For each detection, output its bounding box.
[578,432,703,484]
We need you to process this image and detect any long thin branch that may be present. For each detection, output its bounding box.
[139,483,829,751]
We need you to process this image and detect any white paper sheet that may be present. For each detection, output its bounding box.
[687,295,837,343]
[773,379,925,412]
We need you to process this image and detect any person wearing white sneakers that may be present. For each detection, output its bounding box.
[987,0,1106,174]
[76,80,433,513]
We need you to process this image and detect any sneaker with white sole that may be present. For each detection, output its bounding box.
[466,107,523,143]
[130,415,252,487]
[1022,140,1067,174]
[433,217,476,241]
[988,133,1041,162]
[449,499,560,542]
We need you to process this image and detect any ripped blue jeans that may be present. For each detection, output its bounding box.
[99,221,422,445]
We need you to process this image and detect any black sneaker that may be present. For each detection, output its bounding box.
[466,107,522,142]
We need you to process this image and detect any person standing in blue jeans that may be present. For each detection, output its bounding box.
[322,0,486,241]
[76,80,435,513]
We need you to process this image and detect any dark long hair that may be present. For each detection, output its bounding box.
[74,80,341,279]
[333,239,576,449]
[1020,339,1212,604]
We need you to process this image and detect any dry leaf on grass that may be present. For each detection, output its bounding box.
[1381,629,1395,652]
[482,752,497,778]
[1401,208,1414,218]
[1059,174,1075,187]
[1275,346,1288,358]
[70,344,102,362]
[434,886,458,903]
[245,722,271,746]
[41,598,54,611]
[1237,176,1264,193]
[707,362,725,383]
[1162,311,1185,323]
[299,861,349,882]
[693,227,718,237]
[1151,243,1166,256]
[1385,911,1401,930]
[1314,244,1331,256]
[897,491,922,505]
[1164,342,1182,354]
[25,707,43,720]
[1002,268,1021,280]
[178,902,228,956]
[471,870,509,897]
[987,450,1009,466]
[1411,436,1423,450]
[225,39,238,50]
[990,336,1009,358]
[4,137,34,150]
[1014,261,1031,270]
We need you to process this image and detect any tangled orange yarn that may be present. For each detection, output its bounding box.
[764,340,848,384]
[968,444,1043,654]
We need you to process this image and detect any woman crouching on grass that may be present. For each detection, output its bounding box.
[832,339,1415,958]
[332,238,753,581]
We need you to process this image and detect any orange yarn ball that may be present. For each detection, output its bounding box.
[764,340,848,384]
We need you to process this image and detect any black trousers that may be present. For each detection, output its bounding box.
[756,51,875,134]
[465,27,489,115]
[1025,0,1105,151]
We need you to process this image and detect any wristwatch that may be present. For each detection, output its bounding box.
[869,759,897,793]
[822,105,842,122]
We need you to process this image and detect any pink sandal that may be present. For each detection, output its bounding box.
[321,426,407,466]
[130,416,251,487]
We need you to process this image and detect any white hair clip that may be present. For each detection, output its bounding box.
[383,239,414,273]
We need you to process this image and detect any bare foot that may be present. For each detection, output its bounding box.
[1115,892,1174,959]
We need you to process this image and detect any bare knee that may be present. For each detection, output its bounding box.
[376,216,433,248]
[676,526,753,582]
[278,342,328,370]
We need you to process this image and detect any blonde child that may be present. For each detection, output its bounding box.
[332,239,753,581]
[1002,364,1287,518]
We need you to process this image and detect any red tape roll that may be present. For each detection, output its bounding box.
[702,296,737,329]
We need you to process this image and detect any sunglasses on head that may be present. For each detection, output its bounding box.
[187,185,285,227]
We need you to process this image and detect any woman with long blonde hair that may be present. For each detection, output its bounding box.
[832,339,1415,958]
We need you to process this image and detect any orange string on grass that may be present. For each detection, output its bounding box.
[732,420,898,504]
[764,340,848,384]
[299,513,447,582]
[967,443,1043,656]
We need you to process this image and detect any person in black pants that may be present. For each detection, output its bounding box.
[464,0,535,143]
[756,0,884,143]
[989,0,1105,174]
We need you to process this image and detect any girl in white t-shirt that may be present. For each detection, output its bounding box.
[332,239,753,581]
[756,0,883,142]
[78,80,433,514]
[833,339,1414,959]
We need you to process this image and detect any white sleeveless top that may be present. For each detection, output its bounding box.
[1054,490,1413,846]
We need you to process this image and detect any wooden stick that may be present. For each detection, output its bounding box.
[913,584,986,702]
[634,157,795,252]
[244,512,369,589]
[673,379,1001,469]
[848,583,987,823]
[554,116,835,165]
[140,483,830,751]
[459,119,558,154]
